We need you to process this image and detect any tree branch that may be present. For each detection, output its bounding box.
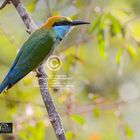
[0,0,66,140]
[0,0,10,9]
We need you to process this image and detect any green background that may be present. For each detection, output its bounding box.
[0,0,140,140]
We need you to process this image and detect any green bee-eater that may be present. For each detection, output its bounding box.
[0,16,90,93]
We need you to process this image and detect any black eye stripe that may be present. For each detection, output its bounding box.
[53,21,72,26]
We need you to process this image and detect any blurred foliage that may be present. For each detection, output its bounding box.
[1,0,140,140]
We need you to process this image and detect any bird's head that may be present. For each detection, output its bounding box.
[43,16,90,40]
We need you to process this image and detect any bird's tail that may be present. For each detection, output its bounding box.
[0,79,8,94]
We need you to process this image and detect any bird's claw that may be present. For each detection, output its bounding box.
[4,84,12,93]
[35,69,47,78]
[26,29,32,34]
[4,88,8,93]
[35,69,42,77]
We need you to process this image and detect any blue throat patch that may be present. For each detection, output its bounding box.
[53,25,71,41]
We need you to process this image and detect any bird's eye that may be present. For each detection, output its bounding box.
[53,21,72,26]
[56,37,62,41]
[59,38,62,41]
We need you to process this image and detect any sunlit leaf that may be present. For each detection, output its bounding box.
[124,124,134,139]
[27,0,38,12]
[89,15,102,33]
[98,39,107,58]
[70,14,79,20]
[115,48,124,64]
[71,114,85,125]
[126,45,137,58]
[53,11,61,16]
[109,14,123,36]
[97,30,107,58]
[93,106,100,118]
[63,55,75,74]
[75,0,87,8]
[66,131,75,140]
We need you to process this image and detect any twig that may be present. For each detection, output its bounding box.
[0,0,10,9]
[0,0,66,140]
[10,0,37,32]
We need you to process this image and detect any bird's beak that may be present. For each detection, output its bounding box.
[71,20,90,26]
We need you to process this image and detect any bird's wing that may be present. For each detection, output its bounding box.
[4,28,54,85]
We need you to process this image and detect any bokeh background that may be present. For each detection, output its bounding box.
[1,0,140,140]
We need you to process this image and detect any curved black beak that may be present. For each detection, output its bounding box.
[71,20,90,26]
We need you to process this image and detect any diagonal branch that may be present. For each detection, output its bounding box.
[0,0,10,9]
[0,0,66,140]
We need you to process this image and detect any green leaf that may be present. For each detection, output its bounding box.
[115,48,124,64]
[71,114,85,125]
[109,14,124,37]
[66,131,75,140]
[93,106,100,118]
[126,45,137,58]
[70,14,79,20]
[75,0,87,8]
[89,15,102,33]
[97,30,107,58]
[98,38,107,58]
[124,124,134,139]
[27,0,38,12]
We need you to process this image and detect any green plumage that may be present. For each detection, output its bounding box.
[15,28,55,72]
[0,27,55,92]
[0,16,90,93]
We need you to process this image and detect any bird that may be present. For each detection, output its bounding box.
[0,16,90,94]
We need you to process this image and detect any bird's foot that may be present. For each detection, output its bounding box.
[35,69,42,77]
[26,28,32,34]
[4,88,8,93]
[35,69,47,78]
[4,84,12,93]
